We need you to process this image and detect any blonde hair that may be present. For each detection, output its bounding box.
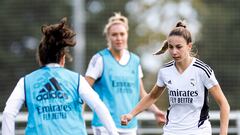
[103,12,129,35]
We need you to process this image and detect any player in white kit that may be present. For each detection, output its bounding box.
[121,21,230,135]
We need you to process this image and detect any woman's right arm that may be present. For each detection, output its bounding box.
[121,84,165,125]
[2,78,25,135]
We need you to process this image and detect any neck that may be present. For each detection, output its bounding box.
[175,57,193,73]
[109,48,124,61]
[59,56,65,67]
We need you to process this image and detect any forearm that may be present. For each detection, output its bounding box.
[2,112,15,135]
[2,78,25,135]
[93,102,119,135]
[141,90,160,114]
[80,77,118,135]
[219,102,230,135]
[209,85,230,135]
[130,94,157,117]
[147,104,161,114]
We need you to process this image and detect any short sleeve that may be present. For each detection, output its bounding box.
[156,69,165,87]
[85,53,103,80]
[201,68,219,89]
[138,65,143,79]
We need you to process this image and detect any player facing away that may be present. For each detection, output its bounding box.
[121,20,230,135]
[85,12,165,135]
[1,18,119,135]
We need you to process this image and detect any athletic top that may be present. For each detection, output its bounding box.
[24,65,86,134]
[86,49,143,80]
[157,58,218,134]
[2,64,119,135]
[86,49,141,131]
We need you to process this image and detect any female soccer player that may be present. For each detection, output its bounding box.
[85,13,165,135]
[121,21,230,135]
[1,18,119,135]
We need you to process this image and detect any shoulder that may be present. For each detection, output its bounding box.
[64,68,79,75]
[98,48,109,56]
[130,52,140,61]
[160,60,174,69]
[158,60,174,75]
[89,52,103,66]
[192,58,213,78]
[25,67,45,77]
[91,53,103,61]
[129,51,139,57]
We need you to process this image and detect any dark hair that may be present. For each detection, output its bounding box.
[169,21,192,44]
[37,17,76,66]
[154,20,197,56]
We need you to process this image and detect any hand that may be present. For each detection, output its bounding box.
[154,110,166,125]
[121,114,133,126]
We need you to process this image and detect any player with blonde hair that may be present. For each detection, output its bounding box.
[85,13,165,135]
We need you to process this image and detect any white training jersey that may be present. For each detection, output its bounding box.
[157,58,218,135]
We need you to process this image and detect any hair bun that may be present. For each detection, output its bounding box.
[176,21,186,28]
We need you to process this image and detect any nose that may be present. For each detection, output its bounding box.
[171,48,178,55]
[116,35,121,40]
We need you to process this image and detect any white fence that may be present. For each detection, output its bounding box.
[0,111,240,135]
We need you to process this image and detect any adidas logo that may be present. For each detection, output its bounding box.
[35,77,68,101]
[167,80,172,84]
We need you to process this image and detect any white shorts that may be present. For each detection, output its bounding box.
[92,126,137,135]
[163,121,212,135]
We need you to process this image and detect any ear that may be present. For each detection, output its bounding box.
[41,25,46,34]
[106,35,111,46]
[60,55,66,67]
[188,42,193,51]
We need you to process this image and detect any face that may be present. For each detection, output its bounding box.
[107,23,128,52]
[167,36,192,63]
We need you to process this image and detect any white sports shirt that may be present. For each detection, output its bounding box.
[2,64,118,135]
[157,58,218,135]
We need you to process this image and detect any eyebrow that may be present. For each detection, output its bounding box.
[169,44,182,46]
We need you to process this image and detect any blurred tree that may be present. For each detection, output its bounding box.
[193,0,240,109]
[1,0,239,111]
[0,0,72,110]
[85,0,129,69]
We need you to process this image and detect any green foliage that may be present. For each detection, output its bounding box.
[0,0,72,110]
[193,0,240,109]
[1,0,239,111]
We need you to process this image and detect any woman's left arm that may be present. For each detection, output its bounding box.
[79,76,119,135]
[209,85,230,135]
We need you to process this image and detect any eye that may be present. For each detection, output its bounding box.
[168,45,173,49]
[111,33,117,36]
[120,32,125,36]
[119,18,125,23]
[176,45,182,49]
